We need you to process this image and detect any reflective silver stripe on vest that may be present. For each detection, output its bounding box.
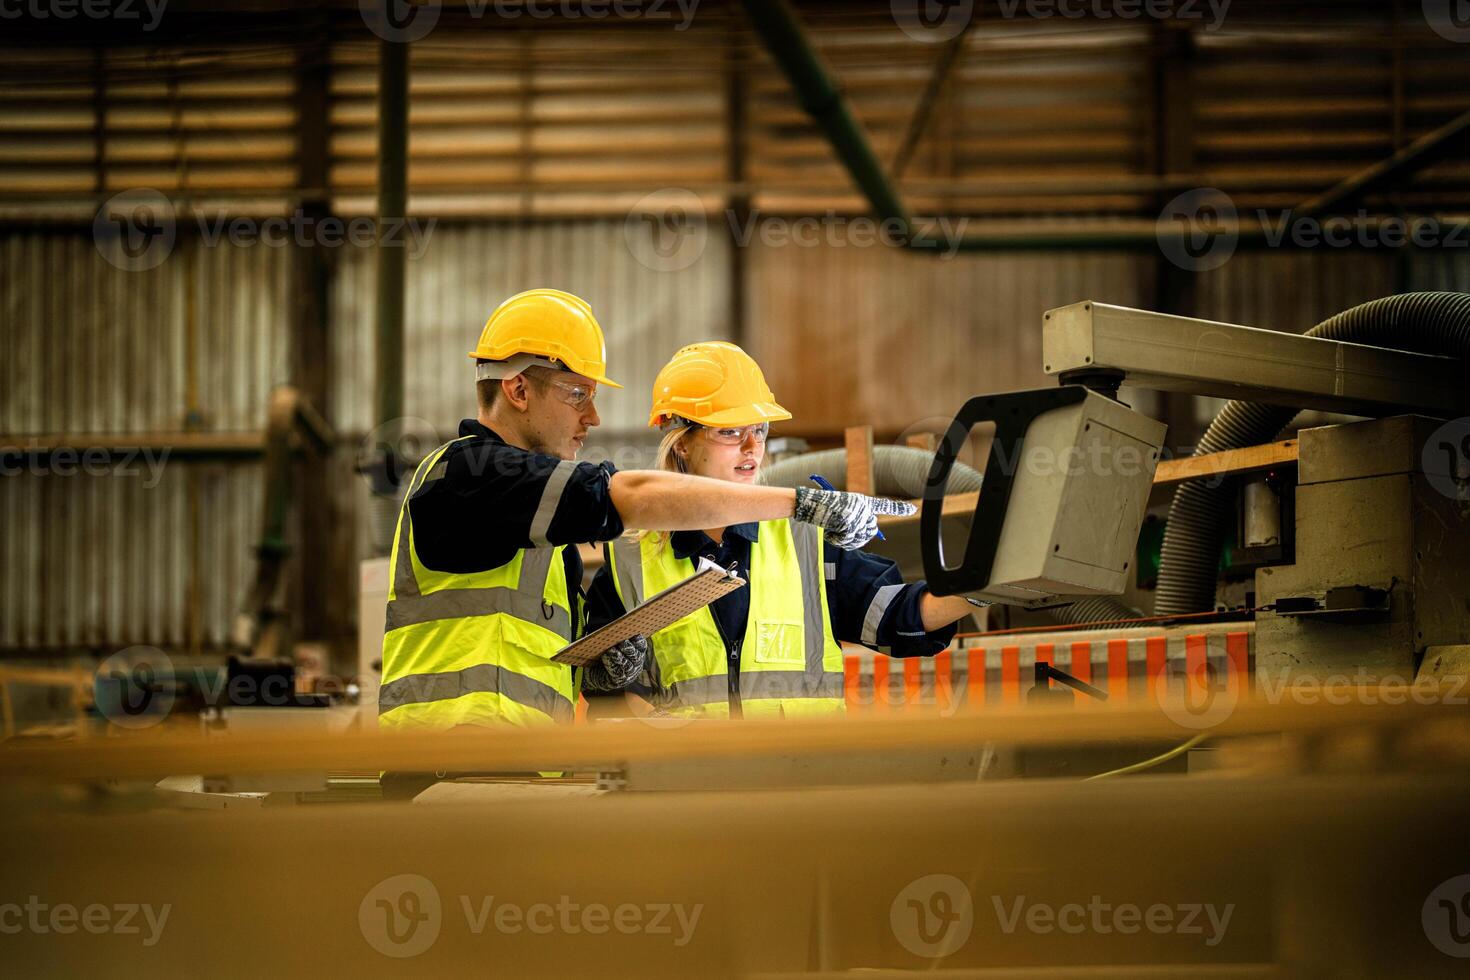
[741,669,844,702]
[390,440,464,602]
[384,584,571,636]
[611,537,645,608]
[610,538,659,692]
[861,583,905,646]
[386,499,570,638]
[792,522,841,698]
[653,673,727,708]
[528,459,578,547]
[378,662,574,723]
[634,523,841,709]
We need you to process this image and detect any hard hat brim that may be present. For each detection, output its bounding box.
[650,400,791,428]
[470,350,622,389]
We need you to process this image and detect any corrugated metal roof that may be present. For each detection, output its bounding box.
[4,2,1468,215]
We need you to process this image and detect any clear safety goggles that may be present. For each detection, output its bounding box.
[541,377,598,412]
[476,356,597,411]
[694,421,770,446]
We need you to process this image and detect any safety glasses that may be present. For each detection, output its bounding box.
[541,377,597,412]
[699,422,770,446]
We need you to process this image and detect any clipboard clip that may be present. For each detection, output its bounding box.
[722,561,740,583]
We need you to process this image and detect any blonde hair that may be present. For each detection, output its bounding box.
[654,424,693,475]
[629,424,697,547]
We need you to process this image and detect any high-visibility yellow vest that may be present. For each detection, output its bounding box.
[606,520,844,719]
[378,438,580,729]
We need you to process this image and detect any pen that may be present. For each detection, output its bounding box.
[809,474,886,541]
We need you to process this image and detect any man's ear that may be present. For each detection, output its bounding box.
[501,374,532,412]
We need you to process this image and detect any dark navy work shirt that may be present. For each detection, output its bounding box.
[408,419,624,616]
[586,521,959,709]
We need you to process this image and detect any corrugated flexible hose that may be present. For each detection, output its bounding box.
[1154,291,1470,615]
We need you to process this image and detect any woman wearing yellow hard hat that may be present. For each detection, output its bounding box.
[586,342,978,719]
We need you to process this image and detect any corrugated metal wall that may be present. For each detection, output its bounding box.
[4,224,1467,654]
[330,220,733,439]
[749,238,1150,434]
[1,230,289,651]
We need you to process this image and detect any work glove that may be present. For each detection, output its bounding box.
[583,635,650,693]
[793,486,918,550]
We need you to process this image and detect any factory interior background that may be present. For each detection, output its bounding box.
[2,0,1470,975]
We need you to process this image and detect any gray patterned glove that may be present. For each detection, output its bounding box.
[793,487,918,550]
[583,635,650,693]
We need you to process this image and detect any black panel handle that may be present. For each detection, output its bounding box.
[921,386,1088,596]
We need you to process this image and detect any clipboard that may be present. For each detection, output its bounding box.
[553,557,746,667]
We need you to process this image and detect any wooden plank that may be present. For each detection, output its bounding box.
[876,439,1300,530]
[1152,439,1299,487]
[844,425,874,495]
[1,697,1467,784]
[904,432,937,452]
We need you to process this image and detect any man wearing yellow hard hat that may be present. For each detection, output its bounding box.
[378,289,914,730]
[586,342,978,719]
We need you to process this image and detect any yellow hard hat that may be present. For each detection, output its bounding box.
[649,341,791,428]
[468,288,622,388]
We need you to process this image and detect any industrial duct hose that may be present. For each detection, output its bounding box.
[1155,291,1470,616]
[761,446,1142,628]
[762,445,982,500]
